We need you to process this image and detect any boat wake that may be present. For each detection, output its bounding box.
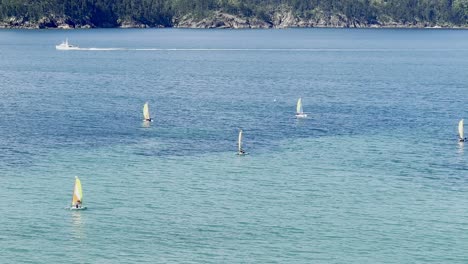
[62,48,468,52]
[71,47,341,52]
[76,47,126,51]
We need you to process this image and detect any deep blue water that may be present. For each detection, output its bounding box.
[0,28,467,263]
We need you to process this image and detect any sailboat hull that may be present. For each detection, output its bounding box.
[70,206,87,210]
[295,113,308,118]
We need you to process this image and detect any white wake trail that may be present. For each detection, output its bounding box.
[69,48,468,52]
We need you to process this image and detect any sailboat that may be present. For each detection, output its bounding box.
[459,119,465,142]
[70,176,86,210]
[143,102,153,122]
[237,129,247,155]
[295,98,307,118]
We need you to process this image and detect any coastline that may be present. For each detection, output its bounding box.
[1,12,466,30]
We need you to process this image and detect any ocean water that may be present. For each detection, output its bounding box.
[0,28,467,263]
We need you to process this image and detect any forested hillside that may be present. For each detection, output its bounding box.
[0,0,467,28]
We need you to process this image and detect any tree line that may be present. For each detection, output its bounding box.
[0,0,466,27]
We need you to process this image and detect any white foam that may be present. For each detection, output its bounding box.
[70,48,468,52]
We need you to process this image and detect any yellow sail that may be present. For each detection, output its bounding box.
[459,119,464,139]
[238,129,243,153]
[296,98,303,114]
[72,176,83,206]
[143,102,151,121]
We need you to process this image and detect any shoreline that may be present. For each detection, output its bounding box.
[1,12,466,30]
[1,24,467,30]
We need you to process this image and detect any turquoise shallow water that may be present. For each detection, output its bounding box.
[0,28,467,263]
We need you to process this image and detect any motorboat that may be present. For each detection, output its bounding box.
[56,39,80,50]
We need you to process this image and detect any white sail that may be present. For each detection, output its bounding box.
[296,98,303,114]
[238,130,243,153]
[459,119,464,139]
[143,102,151,121]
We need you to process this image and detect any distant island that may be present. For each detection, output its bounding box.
[0,0,467,29]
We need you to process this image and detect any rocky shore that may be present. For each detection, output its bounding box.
[173,11,462,29]
[0,10,464,29]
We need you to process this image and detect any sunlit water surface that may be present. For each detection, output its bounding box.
[0,28,467,263]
